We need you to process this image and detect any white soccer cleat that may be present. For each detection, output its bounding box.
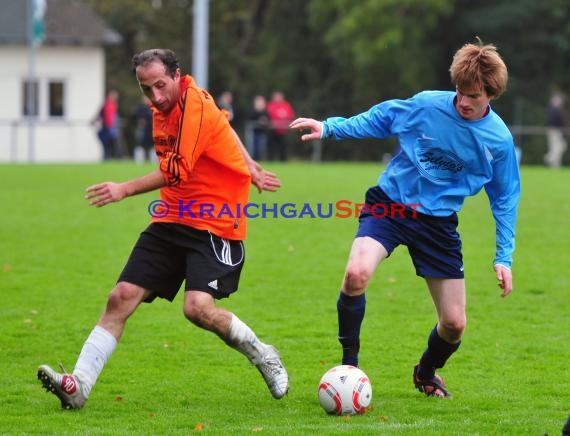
[253,345,289,399]
[37,364,87,409]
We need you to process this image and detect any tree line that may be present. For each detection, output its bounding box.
[88,0,570,163]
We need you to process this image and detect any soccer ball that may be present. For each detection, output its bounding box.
[317,365,372,415]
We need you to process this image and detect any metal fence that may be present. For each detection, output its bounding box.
[1,117,568,165]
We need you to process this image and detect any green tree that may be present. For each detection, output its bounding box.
[85,0,569,162]
[309,0,453,110]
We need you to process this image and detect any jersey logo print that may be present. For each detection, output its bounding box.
[420,133,437,141]
[209,234,244,266]
[417,147,465,181]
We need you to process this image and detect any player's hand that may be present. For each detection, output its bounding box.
[289,118,323,141]
[249,161,281,193]
[85,182,128,207]
[494,264,513,297]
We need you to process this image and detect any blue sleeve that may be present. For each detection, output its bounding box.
[322,98,414,140]
[484,144,521,268]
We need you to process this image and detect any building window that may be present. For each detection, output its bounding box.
[22,80,39,117]
[49,81,65,117]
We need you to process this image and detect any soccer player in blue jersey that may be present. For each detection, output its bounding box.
[290,40,520,398]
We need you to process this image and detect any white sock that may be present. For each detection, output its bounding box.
[227,314,265,363]
[73,325,117,396]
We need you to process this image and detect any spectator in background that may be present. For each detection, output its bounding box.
[93,90,120,161]
[544,93,567,168]
[217,91,235,126]
[133,96,154,163]
[266,91,295,161]
[247,95,269,161]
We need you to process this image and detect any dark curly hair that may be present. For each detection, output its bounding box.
[131,49,180,77]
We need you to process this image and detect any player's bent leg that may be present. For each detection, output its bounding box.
[342,237,388,294]
[38,282,150,409]
[183,290,232,334]
[338,237,388,367]
[414,278,466,398]
[426,278,466,343]
[183,290,289,399]
[98,282,151,339]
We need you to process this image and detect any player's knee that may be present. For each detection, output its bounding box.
[183,302,208,327]
[183,304,198,323]
[106,282,141,311]
[344,264,372,292]
[440,316,466,339]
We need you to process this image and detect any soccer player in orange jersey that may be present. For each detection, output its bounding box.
[37,49,288,409]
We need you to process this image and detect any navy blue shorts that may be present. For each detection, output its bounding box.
[355,186,464,279]
[118,223,245,302]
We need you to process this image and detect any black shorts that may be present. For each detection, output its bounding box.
[118,223,245,302]
[356,186,464,279]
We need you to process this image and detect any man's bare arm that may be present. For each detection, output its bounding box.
[85,169,166,207]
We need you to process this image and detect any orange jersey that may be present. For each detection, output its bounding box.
[151,75,251,240]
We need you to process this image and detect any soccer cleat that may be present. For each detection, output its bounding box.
[37,364,87,409]
[413,364,451,398]
[253,345,289,399]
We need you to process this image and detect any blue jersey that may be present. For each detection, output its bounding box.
[322,90,520,267]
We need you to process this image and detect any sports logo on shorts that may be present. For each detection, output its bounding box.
[209,234,244,266]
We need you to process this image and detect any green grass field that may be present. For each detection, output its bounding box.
[1,162,568,435]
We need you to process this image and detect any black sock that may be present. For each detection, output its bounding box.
[418,325,460,379]
[563,415,570,436]
[337,292,366,366]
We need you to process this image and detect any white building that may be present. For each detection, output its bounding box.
[0,0,121,162]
